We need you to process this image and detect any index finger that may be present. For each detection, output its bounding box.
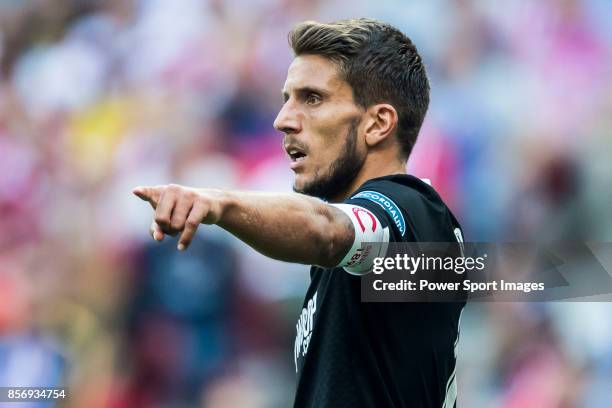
[133,185,164,209]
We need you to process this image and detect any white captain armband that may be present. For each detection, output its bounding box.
[330,204,390,275]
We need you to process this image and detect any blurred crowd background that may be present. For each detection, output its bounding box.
[0,0,611,407]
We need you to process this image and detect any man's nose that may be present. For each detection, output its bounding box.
[273,102,301,134]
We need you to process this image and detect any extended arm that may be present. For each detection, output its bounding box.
[133,184,355,267]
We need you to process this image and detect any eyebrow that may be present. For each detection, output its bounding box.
[282,86,329,102]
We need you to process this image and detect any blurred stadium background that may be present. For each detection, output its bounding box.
[0,0,611,406]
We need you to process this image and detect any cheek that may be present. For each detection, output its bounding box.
[307,138,342,176]
[303,106,361,166]
[321,143,344,165]
[308,120,348,158]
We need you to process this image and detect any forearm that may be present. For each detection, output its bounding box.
[133,184,355,266]
[217,190,354,267]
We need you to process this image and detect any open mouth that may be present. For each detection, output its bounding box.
[287,147,307,163]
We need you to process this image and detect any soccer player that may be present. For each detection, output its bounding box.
[134,18,464,408]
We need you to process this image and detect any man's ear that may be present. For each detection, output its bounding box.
[363,104,398,148]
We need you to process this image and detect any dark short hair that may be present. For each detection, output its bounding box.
[289,18,429,159]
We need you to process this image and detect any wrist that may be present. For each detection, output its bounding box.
[208,188,235,225]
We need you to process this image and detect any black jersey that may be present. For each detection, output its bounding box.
[293,174,464,408]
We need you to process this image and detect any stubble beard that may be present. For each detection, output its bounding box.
[294,119,365,202]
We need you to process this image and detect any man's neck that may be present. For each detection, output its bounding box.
[328,158,406,203]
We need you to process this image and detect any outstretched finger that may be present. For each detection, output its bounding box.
[177,201,207,251]
[133,185,164,209]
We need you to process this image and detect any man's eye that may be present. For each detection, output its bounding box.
[306,93,321,105]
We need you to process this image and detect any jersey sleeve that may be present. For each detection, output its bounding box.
[345,186,408,240]
[329,203,390,275]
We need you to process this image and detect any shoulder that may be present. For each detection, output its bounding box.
[353,175,444,209]
[345,174,461,242]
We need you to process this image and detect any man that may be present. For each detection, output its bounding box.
[134,19,463,408]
